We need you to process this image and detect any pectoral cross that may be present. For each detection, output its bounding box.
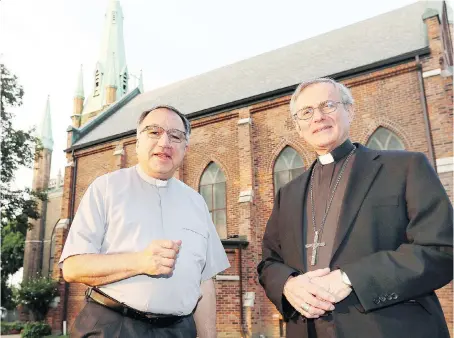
[305,231,325,266]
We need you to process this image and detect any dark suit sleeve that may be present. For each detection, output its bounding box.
[341,153,453,312]
[257,188,300,320]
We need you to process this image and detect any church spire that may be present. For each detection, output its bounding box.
[81,0,128,119]
[138,69,144,93]
[106,53,117,88]
[105,53,117,105]
[74,64,84,99]
[40,95,53,151]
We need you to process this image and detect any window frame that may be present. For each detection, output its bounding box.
[366,127,405,151]
[199,162,227,239]
[273,146,305,195]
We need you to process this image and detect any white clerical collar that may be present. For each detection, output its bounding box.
[318,153,335,165]
[135,165,170,187]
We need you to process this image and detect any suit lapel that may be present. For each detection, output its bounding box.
[289,162,314,272]
[330,145,382,263]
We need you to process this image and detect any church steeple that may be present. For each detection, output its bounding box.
[72,65,84,127]
[81,0,128,122]
[23,95,54,281]
[74,65,84,99]
[138,69,144,93]
[105,53,117,105]
[40,95,53,151]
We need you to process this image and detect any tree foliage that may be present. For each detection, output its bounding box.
[0,64,47,309]
[14,276,58,321]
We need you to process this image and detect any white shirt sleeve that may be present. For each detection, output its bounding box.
[59,175,107,267]
[201,202,230,281]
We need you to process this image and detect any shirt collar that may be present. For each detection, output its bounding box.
[317,139,355,165]
[135,165,171,187]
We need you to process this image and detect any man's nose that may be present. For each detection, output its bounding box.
[312,107,325,122]
[157,132,171,146]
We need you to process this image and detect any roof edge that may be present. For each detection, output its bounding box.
[72,87,141,144]
[422,8,440,21]
[66,47,430,153]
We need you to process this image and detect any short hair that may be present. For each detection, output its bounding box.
[289,77,354,115]
[137,105,191,139]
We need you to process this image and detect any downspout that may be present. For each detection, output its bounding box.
[239,246,248,337]
[48,219,61,274]
[415,55,436,167]
[62,150,78,332]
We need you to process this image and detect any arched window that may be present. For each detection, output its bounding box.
[274,146,304,193]
[48,234,56,277]
[366,127,405,150]
[199,162,227,239]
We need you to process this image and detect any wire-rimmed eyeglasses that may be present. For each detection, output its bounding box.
[140,124,187,143]
[293,100,347,121]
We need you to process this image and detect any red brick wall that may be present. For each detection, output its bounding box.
[53,61,453,336]
[50,17,453,336]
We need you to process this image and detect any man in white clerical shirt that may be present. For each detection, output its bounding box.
[258,78,452,338]
[60,105,230,338]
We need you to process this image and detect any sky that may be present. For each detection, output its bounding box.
[1,0,448,191]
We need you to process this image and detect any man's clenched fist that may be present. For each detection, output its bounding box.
[138,239,182,276]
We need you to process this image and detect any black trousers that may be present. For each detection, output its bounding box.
[70,301,197,338]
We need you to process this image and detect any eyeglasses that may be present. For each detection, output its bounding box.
[293,100,346,121]
[140,125,187,143]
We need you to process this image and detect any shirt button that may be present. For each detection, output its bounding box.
[373,298,380,304]
[379,296,387,302]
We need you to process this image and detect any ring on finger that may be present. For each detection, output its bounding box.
[301,302,310,312]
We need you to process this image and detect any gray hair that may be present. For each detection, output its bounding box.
[137,104,191,140]
[289,77,354,116]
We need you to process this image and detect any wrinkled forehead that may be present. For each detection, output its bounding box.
[139,108,185,131]
[295,82,341,107]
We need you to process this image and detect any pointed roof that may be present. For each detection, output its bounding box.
[138,69,143,93]
[82,0,127,114]
[106,53,117,87]
[40,96,53,151]
[74,64,84,98]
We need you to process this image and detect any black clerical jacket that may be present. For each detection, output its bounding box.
[257,144,453,338]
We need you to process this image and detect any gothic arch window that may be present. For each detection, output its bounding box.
[366,127,405,150]
[48,234,56,277]
[274,146,304,194]
[199,162,227,239]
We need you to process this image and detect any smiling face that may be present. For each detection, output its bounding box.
[293,82,353,155]
[136,108,188,180]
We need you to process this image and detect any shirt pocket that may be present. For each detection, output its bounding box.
[180,227,208,263]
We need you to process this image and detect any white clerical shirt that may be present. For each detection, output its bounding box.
[59,165,230,315]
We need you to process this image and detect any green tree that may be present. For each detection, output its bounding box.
[13,276,58,321]
[0,64,47,309]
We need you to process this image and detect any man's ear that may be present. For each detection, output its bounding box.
[347,105,355,122]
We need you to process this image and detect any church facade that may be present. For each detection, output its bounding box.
[24,1,452,336]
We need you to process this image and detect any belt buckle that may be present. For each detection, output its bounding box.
[85,287,93,300]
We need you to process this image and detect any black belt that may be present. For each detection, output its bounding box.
[85,287,188,326]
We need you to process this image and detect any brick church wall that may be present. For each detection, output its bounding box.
[56,59,453,336]
[50,13,453,336]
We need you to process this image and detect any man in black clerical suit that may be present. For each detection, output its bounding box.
[257,77,453,338]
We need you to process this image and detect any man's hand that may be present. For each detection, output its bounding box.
[283,268,336,318]
[138,240,182,276]
[310,269,352,303]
